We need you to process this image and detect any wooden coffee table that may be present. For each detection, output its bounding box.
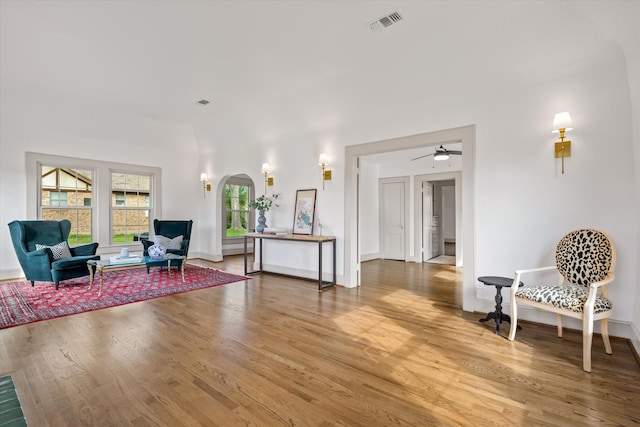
[87,254,185,297]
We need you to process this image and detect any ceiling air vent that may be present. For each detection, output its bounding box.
[370,11,403,32]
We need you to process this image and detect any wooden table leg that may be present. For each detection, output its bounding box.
[97,265,104,297]
[87,262,94,291]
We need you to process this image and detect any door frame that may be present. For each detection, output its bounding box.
[415,172,462,266]
[344,124,475,313]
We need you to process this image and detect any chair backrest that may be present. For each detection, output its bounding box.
[153,220,193,240]
[9,220,70,252]
[555,229,615,287]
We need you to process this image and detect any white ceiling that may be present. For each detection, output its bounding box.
[1,1,637,138]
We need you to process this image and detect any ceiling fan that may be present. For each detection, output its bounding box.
[411,145,462,161]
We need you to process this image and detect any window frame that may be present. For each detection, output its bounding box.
[110,170,153,245]
[222,176,255,244]
[27,152,162,253]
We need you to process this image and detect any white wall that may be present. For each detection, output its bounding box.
[359,159,380,261]
[0,83,202,279]
[0,5,637,346]
[192,40,637,337]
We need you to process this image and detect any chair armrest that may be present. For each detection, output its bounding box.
[509,265,559,298]
[70,242,99,256]
[515,265,558,275]
[140,238,153,256]
[23,248,54,273]
[180,239,190,254]
[26,248,53,262]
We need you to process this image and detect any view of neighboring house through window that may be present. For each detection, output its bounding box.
[40,166,93,245]
[111,172,151,243]
[226,182,251,237]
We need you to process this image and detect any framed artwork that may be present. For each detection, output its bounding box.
[292,189,317,235]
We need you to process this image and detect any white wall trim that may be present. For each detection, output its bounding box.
[476,297,636,340]
[361,253,380,262]
[344,125,475,312]
[413,171,462,266]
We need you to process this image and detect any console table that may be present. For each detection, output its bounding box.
[243,233,336,291]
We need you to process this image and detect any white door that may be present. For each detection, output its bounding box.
[381,181,405,260]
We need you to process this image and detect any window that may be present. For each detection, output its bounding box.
[111,172,151,243]
[222,176,255,240]
[28,152,161,249]
[40,166,93,245]
[226,183,250,237]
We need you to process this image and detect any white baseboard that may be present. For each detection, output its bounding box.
[631,321,640,357]
[360,253,379,262]
[191,252,223,262]
[253,262,344,287]
[475,297,634,339]
[0,268,24,281]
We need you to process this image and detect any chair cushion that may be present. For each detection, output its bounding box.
[515,285,612,314]
[35,241,72,260]
[154,234,183,250]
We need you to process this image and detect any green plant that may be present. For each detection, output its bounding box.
[248,193,280,212]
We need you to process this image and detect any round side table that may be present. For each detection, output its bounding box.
[478,276,523,335]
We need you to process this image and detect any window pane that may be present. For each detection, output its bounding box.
[112,207,150,242]
[225,182,251,238]
[112,172,126,191]
[40,165,94,242]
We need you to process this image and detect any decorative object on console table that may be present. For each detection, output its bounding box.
[293,189,317,235]
[257,211,267,233]
[248,193,280,233]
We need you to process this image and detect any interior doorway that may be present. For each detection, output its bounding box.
[379,177,410,261]
[344,125,476,313]
[423,178,457,266]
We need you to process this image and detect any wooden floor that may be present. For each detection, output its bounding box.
[1,256,639,426]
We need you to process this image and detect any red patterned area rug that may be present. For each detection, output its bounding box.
[0,264,248,329]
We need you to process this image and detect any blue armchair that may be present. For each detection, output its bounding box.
[141,219,193,267]
[8,220,100,290]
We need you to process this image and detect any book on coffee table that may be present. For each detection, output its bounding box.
[108,255,143,264]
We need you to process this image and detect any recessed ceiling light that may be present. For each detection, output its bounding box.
[196,99,210,105]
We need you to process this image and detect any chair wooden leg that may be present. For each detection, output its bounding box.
[600,319,612,354]
[508,301,518,341]
[583,314,594,372]
[557,314,563,338]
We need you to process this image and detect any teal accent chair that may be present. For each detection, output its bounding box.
[8,220,100,290]
[141,219,193,266]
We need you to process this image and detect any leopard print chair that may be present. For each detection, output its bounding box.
[507,229,616,372]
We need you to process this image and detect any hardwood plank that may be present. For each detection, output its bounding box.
[1,257,639,426]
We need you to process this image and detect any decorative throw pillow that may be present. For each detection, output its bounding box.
[154,234,183,250]
[35,241,72,260]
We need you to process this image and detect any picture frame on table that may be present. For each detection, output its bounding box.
[292,189,317,235]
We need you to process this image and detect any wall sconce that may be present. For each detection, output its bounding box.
[200,172,211,197]
[318,153,332,190]
[261,163,274,194]
[552,112,573,174]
